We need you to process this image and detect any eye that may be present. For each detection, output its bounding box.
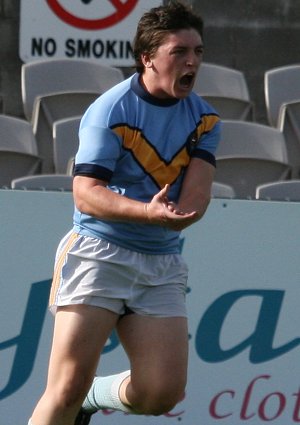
[195,47,204,56]
[172,48,185,56]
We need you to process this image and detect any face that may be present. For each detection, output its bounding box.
[141,28,204,99]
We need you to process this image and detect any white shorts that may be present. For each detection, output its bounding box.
[49,231,189,317]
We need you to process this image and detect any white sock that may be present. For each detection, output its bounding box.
[82,370,136,414]
[28,420,34,425]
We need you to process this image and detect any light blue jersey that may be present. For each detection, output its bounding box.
[73,73,221,254]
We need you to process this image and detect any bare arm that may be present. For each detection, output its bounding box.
[166,157,215,231]
[73,175,198,227]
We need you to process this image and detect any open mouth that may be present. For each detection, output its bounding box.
[179,73,195,89]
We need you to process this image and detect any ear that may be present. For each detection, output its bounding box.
[141,52,153,68]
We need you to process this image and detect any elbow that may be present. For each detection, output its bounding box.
[73,189,92,215]
[173,195,211,231]
[74,197,91,215]
[196,193,211,220]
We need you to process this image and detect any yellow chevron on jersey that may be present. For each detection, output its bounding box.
[196,114,220,138]
[113,125,190,189]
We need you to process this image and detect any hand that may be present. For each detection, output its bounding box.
[146,184,199,231]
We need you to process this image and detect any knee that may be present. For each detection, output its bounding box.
[47,373,92,410]
[132,384,185,416]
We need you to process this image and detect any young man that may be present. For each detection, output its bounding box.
[28,1,221,424]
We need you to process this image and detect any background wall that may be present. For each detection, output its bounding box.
[0,0,23,117]
[0,0,300,122]
[191,0,300,122]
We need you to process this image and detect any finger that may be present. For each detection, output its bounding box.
[154,184,170,204]
[173,211,197,218]
[167,201,176,209]
[160,184,170,198]
[167,202,184,215]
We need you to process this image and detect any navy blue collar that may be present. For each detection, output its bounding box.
[131,73,180,107]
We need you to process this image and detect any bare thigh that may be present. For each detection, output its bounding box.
[32,305,119,424]
[46,305,119,401]
[117,314,189,413]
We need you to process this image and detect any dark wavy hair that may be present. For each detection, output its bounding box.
[132,1,204,73]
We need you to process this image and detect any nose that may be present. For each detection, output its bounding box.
[186,51,200,67]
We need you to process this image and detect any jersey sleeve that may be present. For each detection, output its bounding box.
[192,115,222,167]
[74,125,121,181]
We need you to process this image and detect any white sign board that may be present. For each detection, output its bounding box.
[19,0,162,65]
[1,191,300,425]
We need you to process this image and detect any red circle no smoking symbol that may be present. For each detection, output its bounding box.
[47,0,139,30]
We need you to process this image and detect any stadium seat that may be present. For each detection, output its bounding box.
[211,182,236,198]
[52,116,81,174]
[11,174,73,191]
[0,115,41,187]
[278,100,300,177]
[215,120,291,198]
[194,62,254,120]
[215,157,291,199]
[21,58,124,121]
[0,114,38,155]
[66,157,75,176]
[264,64,300,127]
[0,151,41,187]
[256,180,300,201]
[32,92,98,172]
[216,120,288,161]
[202,96,254,121]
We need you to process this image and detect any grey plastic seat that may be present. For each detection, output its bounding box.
[256,180,300,201]
[194,63,254,120]
[53,116,81,174]
[32,92,98,172]
[21,58,124,121]
[278,100,300,177]
[215,120,291,198]
[215,157,291,199]
[66,157,75,176]
[0,151,41,187]
[201,96,254,121]
[211,182,236,198]
[195,63,250,98]
[0,115,41,186]
[11,174,73,191]
[216,120,289,162]
[0,114,38,155]
[264,64,300,127]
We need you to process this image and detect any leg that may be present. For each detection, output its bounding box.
[117,314,189,415]
[31,305,119,425]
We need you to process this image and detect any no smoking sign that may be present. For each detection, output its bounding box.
[19,0,162,65]
[47,0,139,30]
